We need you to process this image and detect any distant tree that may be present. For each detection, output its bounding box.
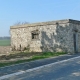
[0,36,10,40]
[13,21,29,26]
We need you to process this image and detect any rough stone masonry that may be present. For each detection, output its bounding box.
[10,19,80,54]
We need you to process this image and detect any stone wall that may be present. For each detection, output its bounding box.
[10,19,80,53]
[70,23,80,53]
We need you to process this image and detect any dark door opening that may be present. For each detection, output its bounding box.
[73,33,78,53]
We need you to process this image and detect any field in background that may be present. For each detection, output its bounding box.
[0,39,11,46]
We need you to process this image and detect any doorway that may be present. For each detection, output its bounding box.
[73,32,78,53]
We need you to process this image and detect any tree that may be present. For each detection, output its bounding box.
[13,21,29,26]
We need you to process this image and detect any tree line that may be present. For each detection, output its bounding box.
[0,37,10,40]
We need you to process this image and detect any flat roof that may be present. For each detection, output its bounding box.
[10,19,80,29]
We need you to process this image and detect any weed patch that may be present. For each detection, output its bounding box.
[0,52,67,67]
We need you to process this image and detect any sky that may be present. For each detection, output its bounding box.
[0,0,80,37]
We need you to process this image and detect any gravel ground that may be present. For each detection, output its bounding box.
[0,46,11,56]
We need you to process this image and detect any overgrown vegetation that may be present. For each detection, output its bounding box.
[0,52,66,67]
[32,52,66,60]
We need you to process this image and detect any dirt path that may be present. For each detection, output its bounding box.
[0,46,11,56]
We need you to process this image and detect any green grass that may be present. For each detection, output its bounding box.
[0,52,66,67]
[0,39,11,46]
[32,52,66,60]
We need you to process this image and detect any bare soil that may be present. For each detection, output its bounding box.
[0,46,11,56]
[0,46,43,63]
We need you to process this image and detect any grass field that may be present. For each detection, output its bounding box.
[0,39,11,46]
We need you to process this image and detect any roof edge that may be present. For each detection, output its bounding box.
[10,19,80,29]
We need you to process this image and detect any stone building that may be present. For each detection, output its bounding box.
[10,19,80,53]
